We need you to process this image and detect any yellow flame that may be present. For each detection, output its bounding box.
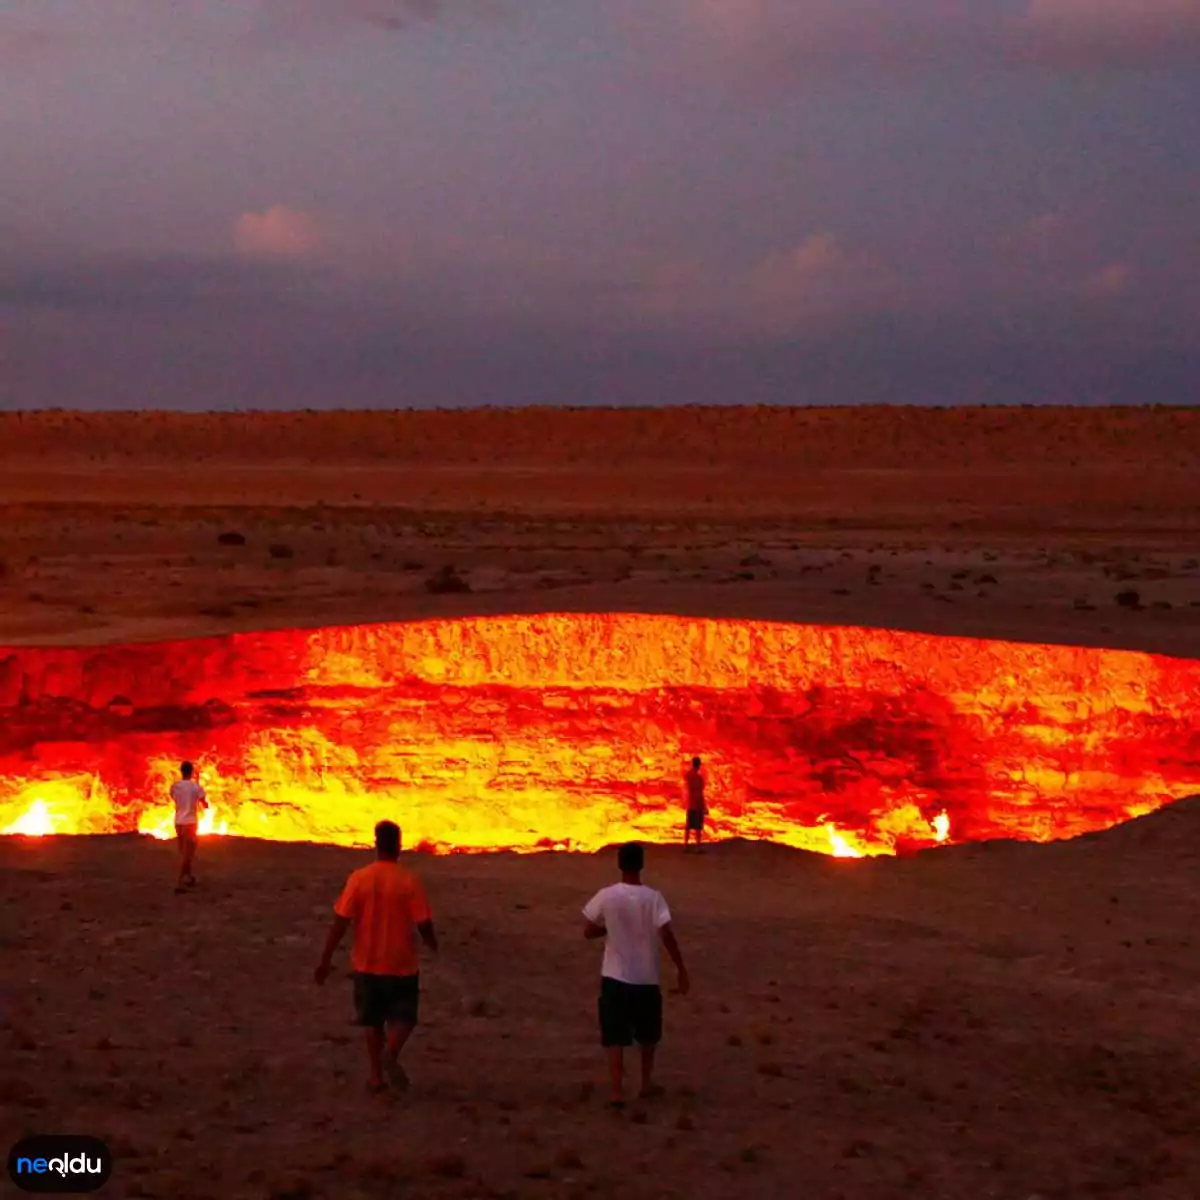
[137,804,229,841]
[1,779,115,837]
[826,824,866,859]
[932,811,951,842]
[2,798,57,837]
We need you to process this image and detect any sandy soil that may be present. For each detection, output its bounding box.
[0,408,1197,654]
[5,805,1200,1200]
[2,406,1199,1198]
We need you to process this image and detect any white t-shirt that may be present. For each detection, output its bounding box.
[170,779,206,826]
[582,882,672,986]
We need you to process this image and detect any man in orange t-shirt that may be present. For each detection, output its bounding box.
[315,819,438,1092]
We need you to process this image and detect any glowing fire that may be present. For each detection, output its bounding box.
[0,779,113,838]
[826,825,865,859]
[137,804,230,841]
[3,799,56,837]
[0,614,1197,858]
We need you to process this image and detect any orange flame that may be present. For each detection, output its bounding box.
[0,615,1197,857]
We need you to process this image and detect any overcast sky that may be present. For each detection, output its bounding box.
[1,0,1197,408]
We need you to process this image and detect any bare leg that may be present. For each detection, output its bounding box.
[364,1027,386,1089]
[607,1046,624,1104]
[638,1044,660,1098]
[383,1021,414,1089]
[176,833,193,890]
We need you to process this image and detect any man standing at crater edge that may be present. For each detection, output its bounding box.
[170,760,207,894]
[683,756,707,853]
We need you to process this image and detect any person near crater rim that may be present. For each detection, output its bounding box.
[315,819,438,1093]
[683,756,707,853]
[170,760,206,894]
[583,841,690,1108]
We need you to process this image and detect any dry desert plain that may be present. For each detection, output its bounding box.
[3,405,1200,1200]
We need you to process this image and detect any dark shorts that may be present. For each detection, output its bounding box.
[353,973,419,1030]
[686,809,705,831]
[175,824,198,845]
[598,976,663,1047]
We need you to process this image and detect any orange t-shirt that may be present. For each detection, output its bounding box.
[334,860,432,977]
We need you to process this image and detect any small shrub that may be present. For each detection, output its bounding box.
[425,565,471,594]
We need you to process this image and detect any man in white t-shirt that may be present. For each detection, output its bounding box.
[582,842,689,1107]
[169,761,207,894]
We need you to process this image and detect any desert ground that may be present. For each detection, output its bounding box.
[0,407,1197,653]
[2,406,1200,1199]
[6,812,1200,1200]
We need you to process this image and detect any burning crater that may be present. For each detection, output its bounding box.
[1,615,1198,858]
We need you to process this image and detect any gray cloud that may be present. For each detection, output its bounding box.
[4,296,1195,410]
[1022,0,1200,67]
[249,0,456,42]
[1,3,1195,411]
[655,0,1200,80]
[0,253,322,314]
[0,21,78,66]
[1,233,1194,410]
